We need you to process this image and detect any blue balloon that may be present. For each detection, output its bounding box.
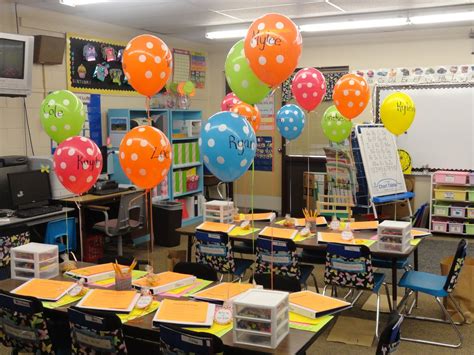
[276,104,305,140]
[200,111,256,182]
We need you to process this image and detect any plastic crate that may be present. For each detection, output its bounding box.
[465,223,474,235]
[469,173,474,185]
[467,207,474,219]
[448,222,464,234]
[433,203,450,217]
[433,171,469,185]
[450,205,466,218]
[203,200,235,224]
[432,220,448,233]
[468,190,474,202]
[434,188,467,202]
[10,243,58,281]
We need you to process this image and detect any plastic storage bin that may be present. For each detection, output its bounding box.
[434,187,467,202]
[432,220,449,233]
[468,190,474,202]
[433,171,469,185]
[450,205,466,218]
[233,289,289,349]
[469,173,474,185]
[433,203,450,217]
[449,222,464,234]
[11,243,58,281]
[465,223,474,235]
[203,200,235,223]
[467,207,474,219]
[153,201,183,247]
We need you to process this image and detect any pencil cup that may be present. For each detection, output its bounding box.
[306,219,317,233]
[115,271,132,290]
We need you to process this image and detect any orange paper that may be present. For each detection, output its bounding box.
[81,290,137,310]
[157,299,209,323]
[193,282,254,302]
[260,227,297,240]
[197,221,234,233]
[342,221,379,230]
[134,271,193,287]
[239,212,274,221]
[411,229,430,237]
[289,290,349,312]
[13,279,75,300]
[70,263,127,276]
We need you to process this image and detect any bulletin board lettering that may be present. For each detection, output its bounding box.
[253,136,273,172]
[66,33,137,95]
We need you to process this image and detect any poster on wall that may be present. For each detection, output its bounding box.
[172,48,191,83]
[253,136,273,172]
[256,95,275,131]
[190,51,206,88]
[66,33,137,95]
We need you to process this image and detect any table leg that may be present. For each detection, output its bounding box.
[78,206,85,261]
[392,258,397,307]
[414,247,419,308]
[187,235,193,262]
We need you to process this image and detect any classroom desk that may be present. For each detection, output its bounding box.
[60,189,145,260]
[0,274,330,354]
[176,221,427,307]
[0,207,75,231]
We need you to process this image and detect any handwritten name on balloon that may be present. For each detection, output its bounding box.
[229,135,254,156]
[252,30,282,51]
[76,156,101,171]
[151,147,171,160]
[396,101,416,116]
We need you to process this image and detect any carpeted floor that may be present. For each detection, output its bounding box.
[112,233,473,354]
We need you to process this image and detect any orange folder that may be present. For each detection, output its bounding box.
[411,229,430,237]
[12,279,75,301]
[133,271,193,287]
[80,289,138,310]
[260,226,298,240]
[238,212,275,221]
[69,263,126,276]
[156,299,210,324]
[289,290,351,318]
[193,282,254,302]
[196,221,234,233]
[341,221,379,231]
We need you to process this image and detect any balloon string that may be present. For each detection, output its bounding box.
[306,109,310,212]
[251,161,255,282]
[74,197,83,261]
[145,96,152,124]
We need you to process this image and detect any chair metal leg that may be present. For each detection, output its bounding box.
[322,284,328,296]
[310,273,319,293]
[375,292,381,338]
[400,295,464,348]
[383,282,393,312]
[117,235,123,256]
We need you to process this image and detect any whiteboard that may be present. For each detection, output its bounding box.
[375,84,474,170]
[356,124,407,198]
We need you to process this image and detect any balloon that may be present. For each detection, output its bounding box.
[225,39,271,104]
[122,34,172,97]
[221,92,241,111]
[291,68,326,112]
[333,74,370,119]
[321,105,353,143]
[200,111,256,182]
[276,104,305,140]
[380,92,416,136]
[244,13,302,87]
[230,102,261,132]
[119,126,171,189]
[53,136,102,195]
[40,90,85,144]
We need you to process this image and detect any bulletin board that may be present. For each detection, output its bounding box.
[253,136,273,172]
[66,33,137,95]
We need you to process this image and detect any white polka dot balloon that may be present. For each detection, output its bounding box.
[53,136,102,195]
[291,68,326,112]
[276,104,305,140]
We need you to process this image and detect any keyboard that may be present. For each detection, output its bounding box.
[90,187,129,196]
[15,205,63,218]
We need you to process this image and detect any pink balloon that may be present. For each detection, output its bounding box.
[221,92,241,111]
[53,136,102,195]
[291,68,326,112]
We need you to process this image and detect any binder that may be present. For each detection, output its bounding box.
[132,271,196,295]
[153,299,215,328]
[65,263,128,283]
[289,291,351,319]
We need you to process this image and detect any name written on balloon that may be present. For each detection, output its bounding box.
[150,147,171,161]
[396,101,416,116]
[77,156,101,171]
[229,135,254,156]
[252,30,282,51]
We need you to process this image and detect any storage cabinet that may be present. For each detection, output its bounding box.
[11,243,58,281]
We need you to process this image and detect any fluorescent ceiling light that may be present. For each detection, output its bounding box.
[300,18,408,32]
[205,29,247,40]
[60,0,110,6]
[410,11,474,25]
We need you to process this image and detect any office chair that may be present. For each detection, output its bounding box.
[159,323,224,354]
[376,313,403,355]
[255,236,318,292]
[253,273,302,292]
[324,243,392,338]
[173,261,218,281]
[44,217,77,253]
[68,306,127,354]
[0,290,55,354]
[89,191,145,256]
[397,239,468,348]
[195,230,253,281]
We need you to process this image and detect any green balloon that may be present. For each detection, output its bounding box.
[225,39,271,105]
[40,90,85,144]
[321,105,353,143]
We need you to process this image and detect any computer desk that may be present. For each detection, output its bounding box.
[60,189,145,260]
[0,207,75,231]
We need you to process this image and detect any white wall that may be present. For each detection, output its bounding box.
[0,1,212,156]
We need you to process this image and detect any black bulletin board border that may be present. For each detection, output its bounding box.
[66,33,139,96]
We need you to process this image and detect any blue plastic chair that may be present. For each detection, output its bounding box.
[398,239,468,348]
[44,217,77,253]
[324,243,392,337]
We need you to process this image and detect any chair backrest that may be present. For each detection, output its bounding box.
[114,192,145,233]
[195,231,235,274]
[45,217,77,251]
[68,307,127,354]
[444,239,468,293]
[376,313,403,355]
[173,261,218,281]
[0,290,54,354]
[253,273,302,292]
[255,236,301,279]
[324,243,375,290]
[159,323,223,355]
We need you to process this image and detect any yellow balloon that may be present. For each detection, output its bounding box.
[380,92,416,136]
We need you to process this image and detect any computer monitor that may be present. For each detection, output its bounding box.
[8,170,51,209]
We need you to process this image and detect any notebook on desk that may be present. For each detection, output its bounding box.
[192,282,256,304]
[76,289,140,313]
[153,299,215,328]
[289,291,352,319]
[132,271,196,295]
[65,263,129,283]
[11,279,76,302]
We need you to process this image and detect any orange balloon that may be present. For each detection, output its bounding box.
[244,13,302,88]
[332,74,370,120]
[119,126,171,189]
[122,34,172,97]
[231,102,261,132]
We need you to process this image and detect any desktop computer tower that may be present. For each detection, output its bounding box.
[0,156,28,209]
[28,156,73,199]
